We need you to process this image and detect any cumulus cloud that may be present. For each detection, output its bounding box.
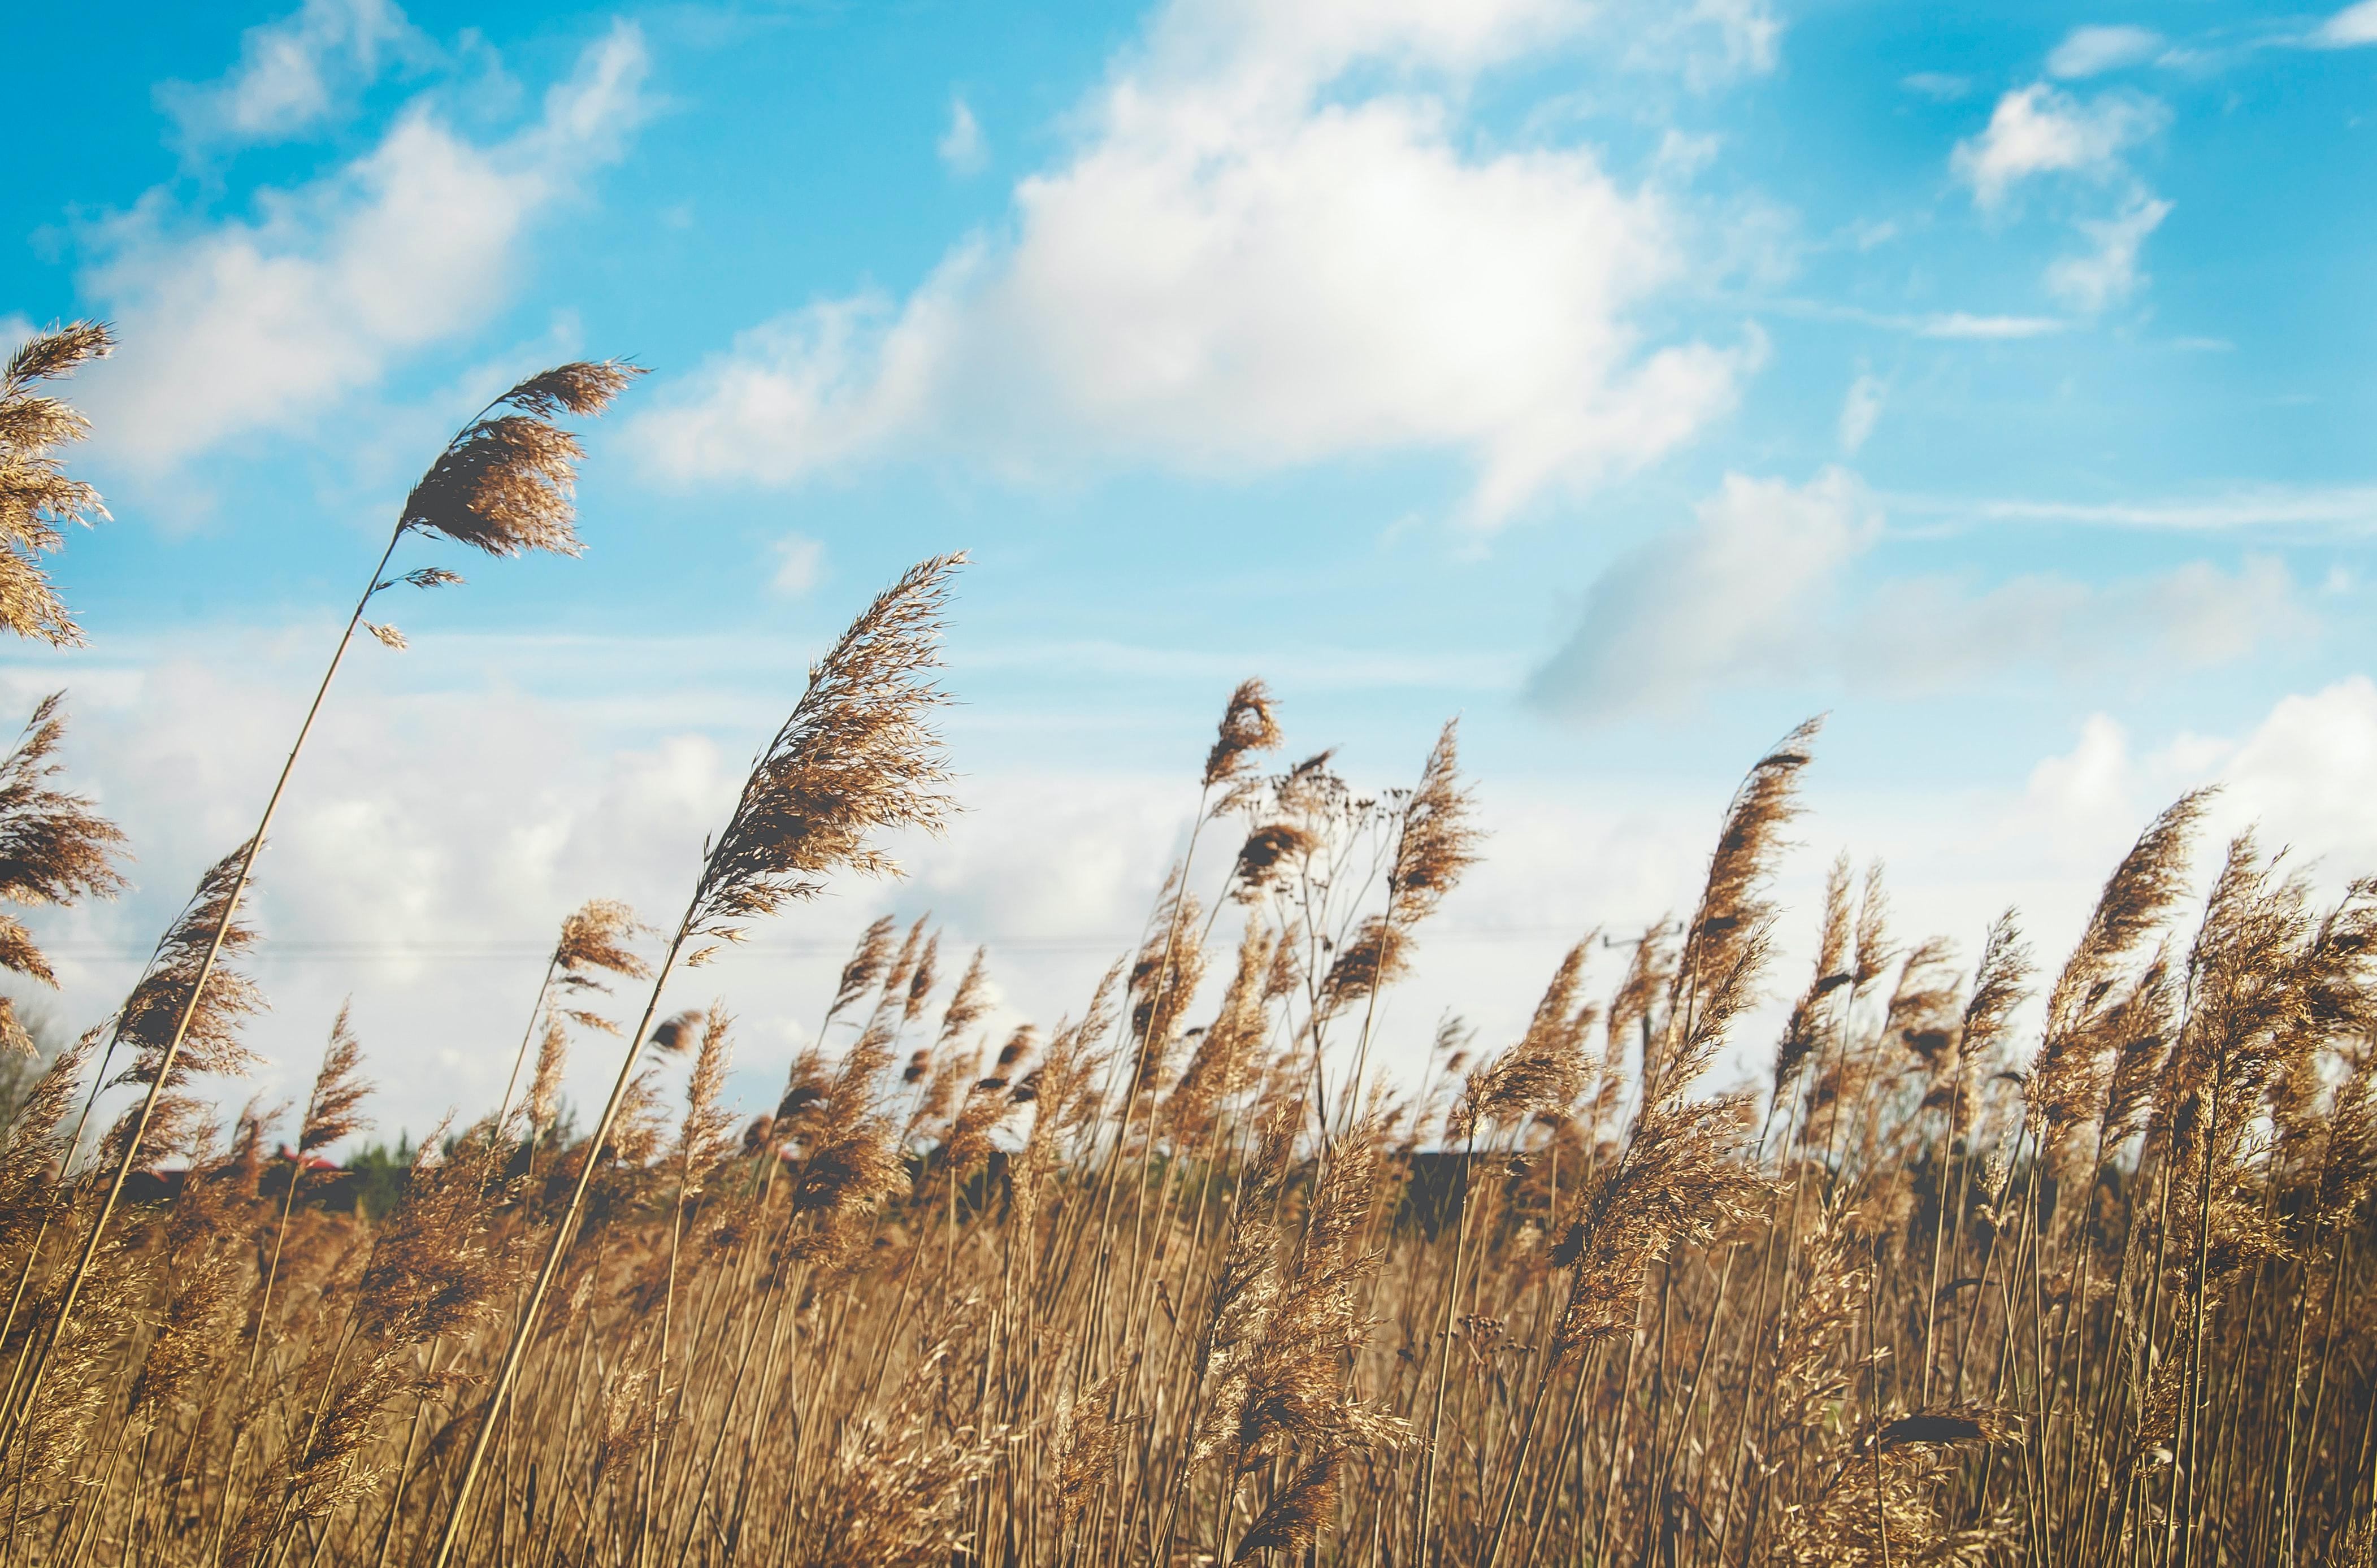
[1952,83,2167,211]
[1997,679,2377,900]
[76,21,652,472]
[1529,468,1879,720]
[0,620,1200,1137]
[2046,25,2165,79]
[1529,469,2305,721]
[159,0,428,149]
[631,0,1760,527]
[2046,193,2172,311]
[1950,80,2171,314]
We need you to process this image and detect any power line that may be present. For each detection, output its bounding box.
[38,924,1599,965]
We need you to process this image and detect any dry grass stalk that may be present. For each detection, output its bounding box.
[0,693,129,1055]
[426,555,961,1566]
[0,321,113,646]
[3,668,2375,1568]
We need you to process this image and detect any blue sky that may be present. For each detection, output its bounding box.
[8,0,2377,1135]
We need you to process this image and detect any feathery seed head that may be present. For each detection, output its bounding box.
[397,360,644,559]
[688,555,960,947]
[1203,677,1283,799]
[299,1004,373,1155]
[0,322,115,646]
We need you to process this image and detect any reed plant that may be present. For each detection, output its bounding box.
[0,331,2373,1567]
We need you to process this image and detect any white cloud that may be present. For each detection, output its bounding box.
[2316,2,2377,46]
[770,534,824,597]
[1529,470,2305,721]
[77,23,652,471]
[938,95,987,174]
[1996,680,2377,900]
[1944,483,2377,532]
[1918,311,2068,340]
[1849,555,2301,692]
[1664,0,1781,83]
[20,607,2376,1144]
[2218,679,2377,863]
[2045,194,2172,311]
[632,0,1759,527]
[2046,25,2165,79]
[1529,468,1879,720]
[1837,372,1884,453]
[1951,83,2166,211]
[159,0,428,149]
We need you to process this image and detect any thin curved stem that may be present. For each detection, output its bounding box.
[0,523,406,1458]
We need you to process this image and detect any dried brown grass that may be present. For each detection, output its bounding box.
[0,365,2370,1566]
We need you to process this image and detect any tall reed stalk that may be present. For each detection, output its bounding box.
[0,361,639,1460]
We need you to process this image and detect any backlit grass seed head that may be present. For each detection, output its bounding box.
[1230,1454,1343,1565]
[300,1003,374,1155]
[528,1016,567,1134]
[2030,790,2209,1148]
[0,693,129,1050]
[554,897,652,988]
[1608,919,1676,1064]
[1130,885,1207,1086]
[687,555,960,953]
[936,945,991,1045]
[1053,1369,1129,1528]
[0,321,114,646]
[1231,820,1316,904]
[0,1027,97,1244]
[673,1004,739,1180]
[1204,677,1283,806]
[1654,717,1819,1101]
[645,1007,704,1057]
[398,360,643,558]
[1683,716,1821,991]
[1318,916,1408,1018]
[882,916,929,1006]
[114,842,268,1092]
[1169,922,1275,1139]
[904,930,942,1024]
[1460,940,1598,1136]
[1773,858,1857,1101]
[828,915,900,1028]
[1386,718,1482,930]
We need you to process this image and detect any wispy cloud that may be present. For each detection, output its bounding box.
[769,534,824,597]
[78,21,653,472]
[2046,193,2172,311]
[630,0,1767,528]
[1932,484,2377,533]
[1529,469,2305,721]
[158,0,429,151]
[937,94,987,175]
[1950,79,2172,316]
[1837,372,1884,454]
[2046,25,2166,80]
[2314,2,2377,47]
[1918,310,2068,339]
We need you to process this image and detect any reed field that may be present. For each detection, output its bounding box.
[0,322,2372,1568]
